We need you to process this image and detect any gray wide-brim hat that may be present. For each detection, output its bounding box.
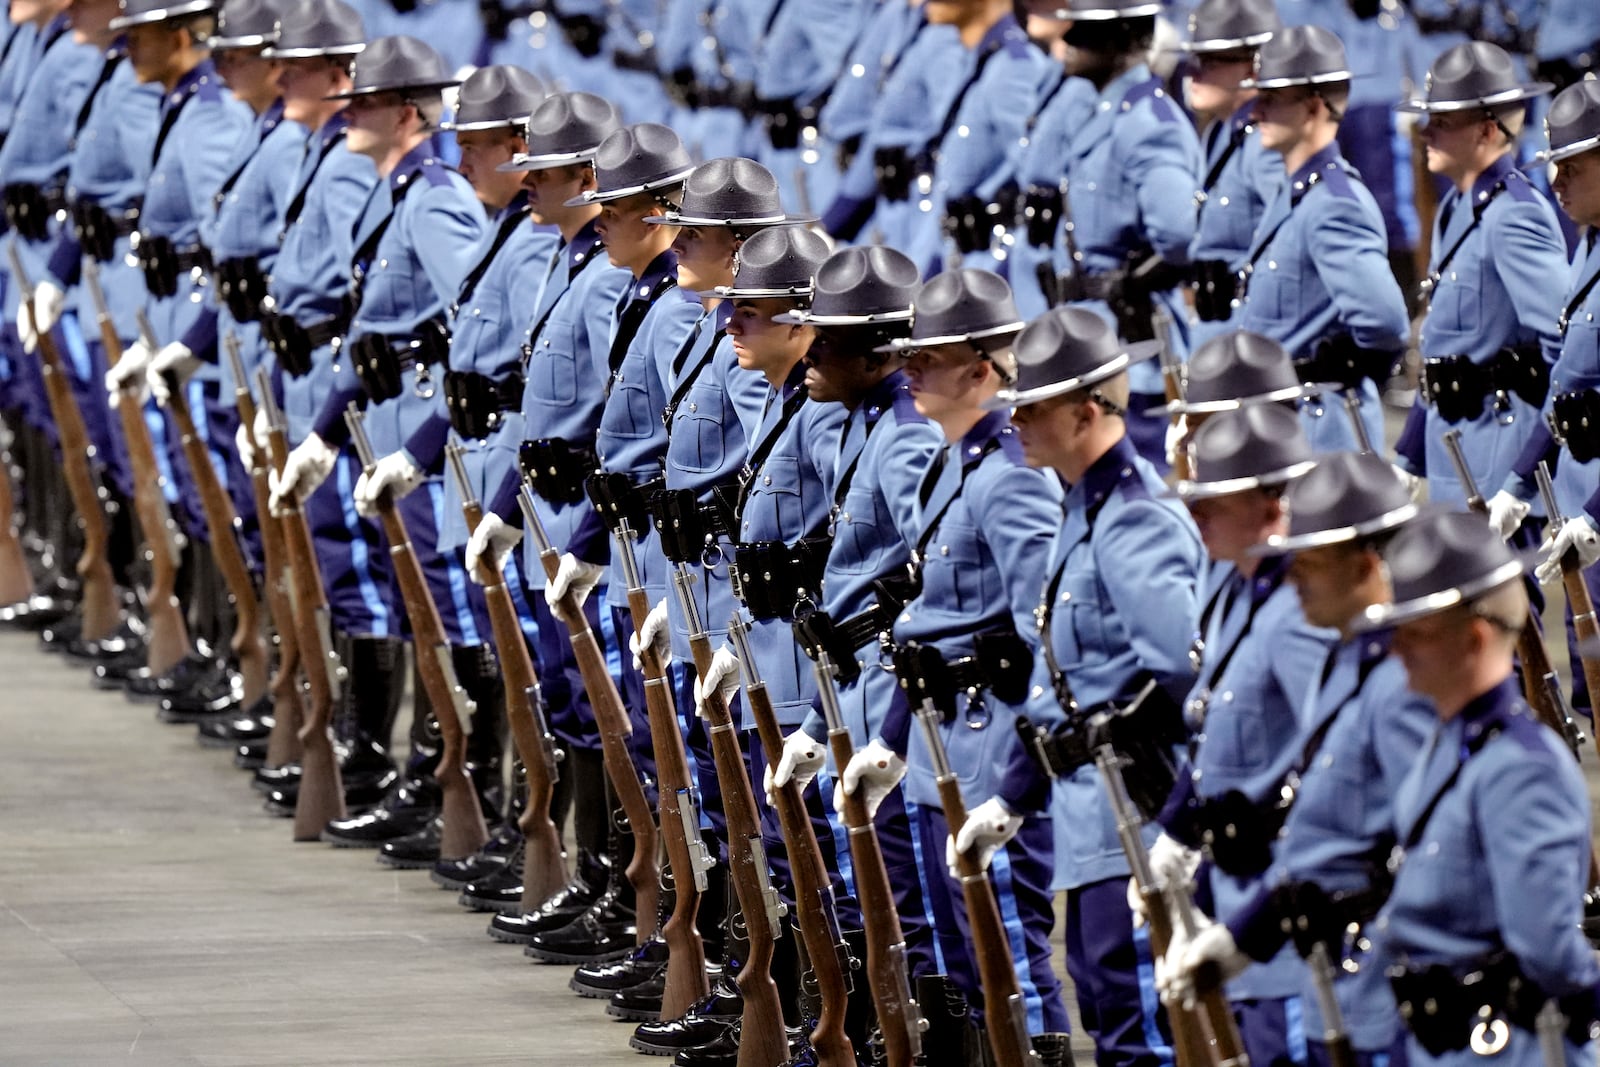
[878,269,1024,353]
[497,91,620,172]
[109,0,214,31]
[441,65,544,131]
[1251,451,1419,555]
[564,123,694,205]
[1180,0,1280,53]
[1397,41,1551,114]
[1171,403,1316,500]
[208,0,283,49]
[1535,79,1600,166]
[988,307,1159,410]
[262,0,364,57]
[1165,329,1323,415]
[644,156,812,227]
[1352,509,1528,631]
[773,246,919,326]
[1048,0,1162,19]
[703,225,830,300]
[1239,25,1352,89]
[324,34,457,99]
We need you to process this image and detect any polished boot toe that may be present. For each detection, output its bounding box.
[196,697,273,748]
[126,650,221,701]
[570,936,669,998]
[263,768,400,818]
[522,888,637,964]
[92,646,146,689]
[158,672,243,723]
[38,614,82,651]
[233,738,268,770]
[377,817,442,869]
[457,850,526,913]
[430,823,520,890]
[605,967,665,1021]
[320,779,439,847]
[627,981,744,1056]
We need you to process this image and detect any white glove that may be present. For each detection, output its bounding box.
[235,419,258,473]
[836,738,906,820]
[948,796,1023,877]
[268,432,337,515]
[629,598,670,670]
[1160,920,1251,1010]
[105,338,153,407]
[693,644,741,719]
[545,551,605,610]
[1391,463,1426,504]
[1486,489,1531,542]
[1537,515,1600,586]
[18,279,64,354]
[1164,414,1189,469]
[253,405,270,459]
[147,341,200,406]
[766,729,825,802]
[1130,833,1202,926]
[464,511,521,584]
[354,450,423,517]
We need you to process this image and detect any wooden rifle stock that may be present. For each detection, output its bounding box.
[1537,462,1600,737]
[1443,430,1573,738]
[1157,329,1191,484]
[225,340,302,767]
[8,242,116,639]
[520,484,659,941]
[669,567,787,1067]
[728,615,855,1067]
[612,514,710,1018]
[149,325,267,708]
[257,371,346,841]
[84,262,188,674]
[813,650,924,1067]
[1096,743,1247,1067]
[346,407,487,861]
[446,444,567,908]
[0,420,33,606]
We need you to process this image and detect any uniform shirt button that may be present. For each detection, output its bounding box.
[940,545,949,556]
[689,401,697,412]
[1218,196,1230,206]
[1268,260,1277,270]
[851,63,865,77]
[762,475,771,485]
[379,259,387,268]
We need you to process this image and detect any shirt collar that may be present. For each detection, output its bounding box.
[500,188,530,220]
[781,358,808,397]
[569,216,603,269]
[975,11,1022,53]
[631,249,677,299]
[1068,433,1139,511]
[388,140,436,193]
[712,298,734,331]
[1099,62,1153,106]
[1231,98,1256,130]
[165,58,213,111]
[1457,676,1519,743]
[859,368,908,416]
[1469,152,1518,206]
[259,96,286,135]
[1288,141,1343,188]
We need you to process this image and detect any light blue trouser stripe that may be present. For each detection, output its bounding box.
[428,480,482,647]
[503,555,541,643]
[991,844,1046,1033]
[146,398,178,504]
[813,766,858,900]
[901,794,946,974]
[58,311,90,380]
[595,589,621,683]
[1133,921,1176,1064]
[339,454,390,638]
[1286,995,1309,1066]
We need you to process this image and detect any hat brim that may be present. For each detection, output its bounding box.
[1177,31,1275,53]
[440,115,528,131]
[1240,70,1354,89]
[876,320,1026,354]
[496,147,597,173]
[564,166,697,206]
[1396,82,1553,114]
[1535,132,1600,166]
[644,211,816,228]
[262,42,365,58]
[986,340,1162,411]
[772,307,915,326]
[1055,3,1163,18]
[1165,457,1319,500]
[325,77,460,101]
[1349,556,1529,632]
[1249,501,1420,556]
[108,0,213,29]
[209,32,275,49]
[1162,380,1336,415]
[701,284,814,300]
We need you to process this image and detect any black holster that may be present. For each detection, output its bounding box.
[1192,258,1239,322]
[519,437,598,506]
[214,255,268,323]
[1423,346,1549,424]
[1552,388,1600,464]
[445,369,523,440]
[1,182,62,243]
[1296,333,1400,391]
[732,537,828,621]
[1019,184,1064,249]
[874,145,914,203]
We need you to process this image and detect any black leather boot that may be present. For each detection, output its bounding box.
[157,665,243,722]
[234,737,269,770]
[596,860,676,1010]
[126,644,229,702]
[63,614,143,661]
[917,974,975,1067]
[346,634,405,766]
[378,816,444,868]
[1031,1033,1074,1067]
[485,848,610,941]
[196,694,273,748]
[258,738,402,815]
[629,892,745,1055]
[573,935,670,999]
[319,751,442,846]
[458,840,530,914]
[521,877,638,964]
[431,819,522,891]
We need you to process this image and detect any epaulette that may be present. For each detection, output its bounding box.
[415,157,458,189]
[1317,161,1360,202]
[193,71,228,104]
[995,423,1027,465]
[889,380,928,422]
[1499,708,1567,757]
[1123,76,1183,124]
[1001,26,1035,61]
[1500,167,1542,206]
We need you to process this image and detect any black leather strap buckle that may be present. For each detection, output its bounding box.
[732,538,826,621]
[649,488,709,564]
[519,437,598,505]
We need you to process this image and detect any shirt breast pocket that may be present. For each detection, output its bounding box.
[921,518,988,615]
[670,390,726,476]
[832,487,887,577]
[747,455,802,538]
[1256,248,1305,326]
[1205,682,1271,777]
[527,310,580,406]
[604,358,655,441]
[1060,569,1106,665]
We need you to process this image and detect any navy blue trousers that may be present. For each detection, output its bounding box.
[1065,876,1173,1067]
[746,725,859,927]
[1236,996,1309,1067]
[524,588,616,753]
[304,447,393,638]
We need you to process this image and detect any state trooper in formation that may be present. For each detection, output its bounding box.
[1392,43,1565,515]
[1002,305,1203,1067]
[1164,451,1433,1067]
[1166,327,1326,465]
[654,0,754,162]
[848,269,1067,1054]
[1493,80,1600,717]
[1150,403,1337,1067]
[1181,0,1284,343]
[1233,24,1407,455]
[1049,0,1202,471]
[463,91,632,944]
[1366,512,1597,1067]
